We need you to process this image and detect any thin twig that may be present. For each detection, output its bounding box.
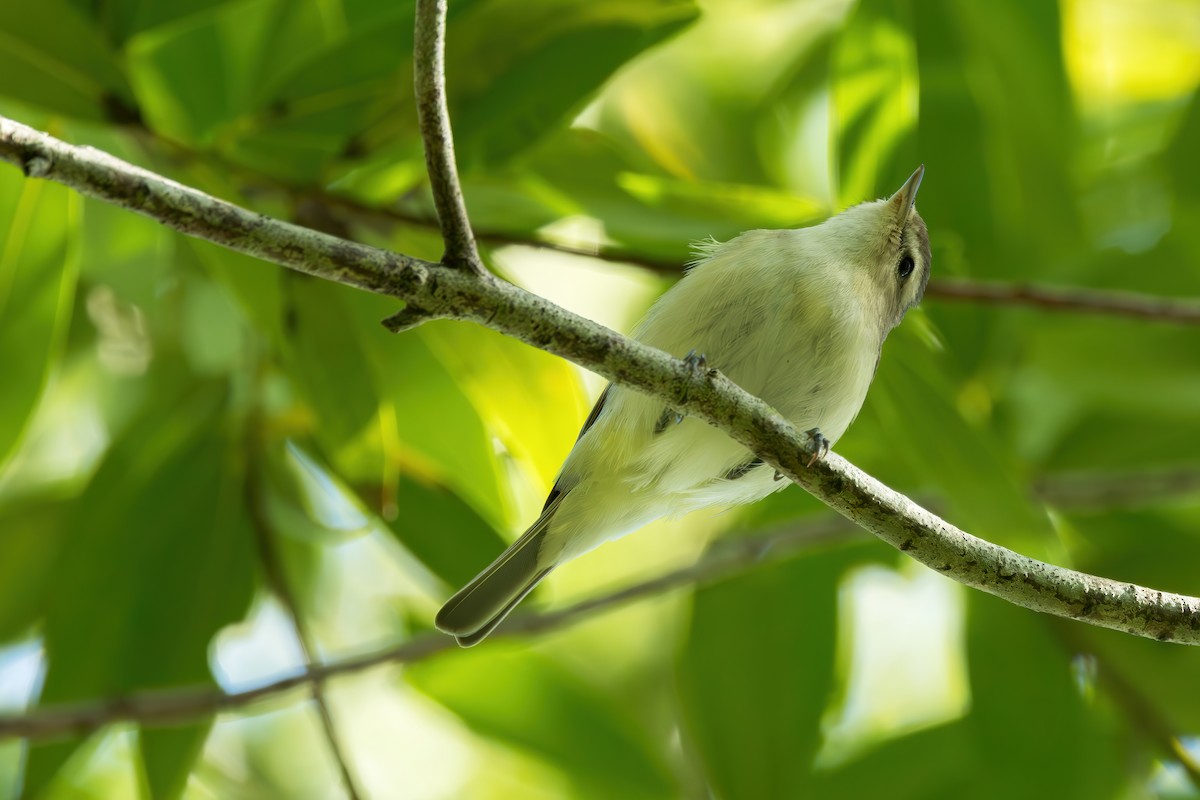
[0,516,857,741]
[1034,466,1200,511]
[1053,620,1200,786]
[123,120,1200,325]
[413,0,481,272]
[2,116,1199,644]
[246,439,364,800]
[928,278,1200,325]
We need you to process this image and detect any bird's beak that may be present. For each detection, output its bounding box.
[888,164,925,222]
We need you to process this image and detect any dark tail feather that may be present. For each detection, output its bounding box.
[435,501,559,647]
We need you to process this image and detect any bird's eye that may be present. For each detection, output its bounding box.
[897,255,915,279]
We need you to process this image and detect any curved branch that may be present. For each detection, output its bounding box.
[0,516,857,741]
[413,0,481,272]
[2,116,1199,646]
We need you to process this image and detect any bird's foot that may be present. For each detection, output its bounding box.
[655,349,709,434]
[804,427,831,468]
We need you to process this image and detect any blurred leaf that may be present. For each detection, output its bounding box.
[139,722,212,800]
[0,499,67,644]
[388,473,510,589]
[0,176,79,469]
[914,0,1080,277]
[0,1,134,120]
[862,327,1053,548]
[409,648,675,799]
[418,320,586,495]
[190,239,284,350]
[24,381,255,797]
[284,281,511,528]
[832,0,919,205]
[1064,507,1200,737]
[75,0,237,43]
[283,274,381,454]
[678,542,882,799]
[813,721,975,800]
[446,0,699,169]
[964,591,1124,800]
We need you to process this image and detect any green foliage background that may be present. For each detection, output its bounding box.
[1,0,1199,797]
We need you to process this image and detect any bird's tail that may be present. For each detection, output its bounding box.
[435,499,559,647]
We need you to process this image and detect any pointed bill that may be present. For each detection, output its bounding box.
[889,164,925,222]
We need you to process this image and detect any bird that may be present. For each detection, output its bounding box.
[436,166,931,646]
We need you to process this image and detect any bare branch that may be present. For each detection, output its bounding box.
[2,117,1199,647]
[928,278,1200,325]
[413,0,482,272]
[125,119,1200,326]
[0,516,857,741]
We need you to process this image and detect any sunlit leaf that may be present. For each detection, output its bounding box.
[24,381,255,797]
[678,542,882,800]
[0,175,79,468]
[409,648,676,799]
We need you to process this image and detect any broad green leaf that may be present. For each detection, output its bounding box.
[0,175,79,468]
[418,320,587,497]
[388,473,509,589]
[914,0,1081,277]
[283,280,510,529]
[964,592,1124,800]
[678,542,882,800]
[138,722,212,800]
[79,0,238,44]
[832,0,919,205]
[813,721,975,800]
[0,499,67,644]
[853,326,1053,549]
[0,1,134,120]
[189,238,284,350]
[283,273,382,455]
[1062,507,1200,737]
[24,381,255,798]
[445,0,699,169]
[409,648,675,800]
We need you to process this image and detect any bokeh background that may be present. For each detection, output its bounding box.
[2,0,1200,797]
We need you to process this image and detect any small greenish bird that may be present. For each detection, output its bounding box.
[437,166,931,646]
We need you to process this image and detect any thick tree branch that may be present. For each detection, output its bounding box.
[2,114,1198,649]
[413,0,481,272]
[0,516,858,741]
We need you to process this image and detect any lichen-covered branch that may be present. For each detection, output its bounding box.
[2,114,1198,649]
[413,0,481,272]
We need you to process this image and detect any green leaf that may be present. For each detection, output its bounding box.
[964,592,1124,800]
[388,474,510,589]
[0,499,67,644]
[24,381,255,798]
[0,175,79,469]
[678,542,881,799]
[409,648,675,799]
[0,1,135,120]
[446,0,699,169]
[138,721,213,800]
[854,326,1053,550]
[832,0,919,205]
[813,721,976,800]
[418,320,587,497]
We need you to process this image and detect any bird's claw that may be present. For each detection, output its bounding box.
[655,350,709,434]
[804,427,831,468]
